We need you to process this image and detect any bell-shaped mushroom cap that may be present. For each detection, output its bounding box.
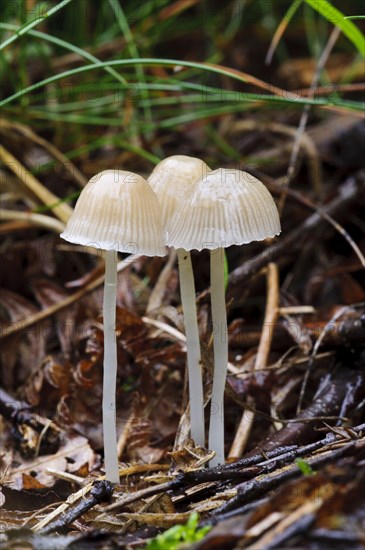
[166,168,281,251]
[61,170,166,256]
[148,155,210,227]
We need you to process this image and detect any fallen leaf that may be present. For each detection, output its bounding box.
[6,435,99,488]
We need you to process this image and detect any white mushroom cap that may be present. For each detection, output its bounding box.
[147,155,211,227]
[60,170,166,256]
[166,168,281,251]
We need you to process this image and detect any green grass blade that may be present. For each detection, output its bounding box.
[0,0,74,51]
[266,0,303,64]
[1,58,364,113]
[304,0,365,55]
[107,0,152,125]
[0,23,128,86]
[23,92,363,133]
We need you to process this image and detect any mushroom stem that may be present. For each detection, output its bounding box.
[209,247,228,466]
[102,249,119,483]
[177,248,205,446]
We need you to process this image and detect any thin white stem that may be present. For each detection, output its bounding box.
[209,247,228,466]
[177,248,205,446]
[102,249,119,483]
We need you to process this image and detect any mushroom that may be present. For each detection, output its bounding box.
[61,170,165,482]
[167,168,281,465]
[148,155,210,447]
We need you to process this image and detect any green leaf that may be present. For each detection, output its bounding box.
[304,0,365,55]
[295,458,315,476]
[145,513,211,549]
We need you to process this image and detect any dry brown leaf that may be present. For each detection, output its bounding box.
[168,442,212,472]
[0,288,49,388]
[6,435,99,488]
[0,509,42,532]
[31,278,77,355]
[22,473,47,490]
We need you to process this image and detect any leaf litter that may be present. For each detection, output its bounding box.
[1,6,365,549]
[1,152,365,550]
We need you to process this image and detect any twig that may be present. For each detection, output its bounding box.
[0,144,73,223]
[119,493,165,534]
[32,482,94,532]
[0,118,87,188]
[142,316,186,344]
[230,313,365,350]
[104,447,298,515]
[246,499,321,549]
[0,209,65,233]
[0,255,140,339]
[46,468,85,485]
[102,425,365,520]
[279,306,315,315]
[147,242,176,314]
[280,26,341,210]
[228,120,323,196]
[201,425,365,527]
[297,302,365,413]
[228,263,279,458]
[102,480,174,513]
[217,440,363,515]
[266,171,365,269]
[39,480,114,534]
[243,367,365,456]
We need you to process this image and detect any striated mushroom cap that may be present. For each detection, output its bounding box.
[166,168,281,251]
[148,155,211,227]
[61,170,166,256]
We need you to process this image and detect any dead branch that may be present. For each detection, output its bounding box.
[39,480,114,535]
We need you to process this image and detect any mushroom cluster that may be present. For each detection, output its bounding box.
[61,158,281,480]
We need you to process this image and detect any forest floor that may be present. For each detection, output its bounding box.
[0,1,365,549]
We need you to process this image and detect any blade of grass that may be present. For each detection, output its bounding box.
[205,124,241,160]
[0,57,329,107]
[113,139,161,164]
[266,0,303,64]
[0,145,73,223]
[0,117,87,187]
[23,93,364,131]
[304,0,365,55]
[108,0,152,127]
[0,0,74,51]
[1,58,363,115]
[34,190,81,214]
[0,209,65,234]
[24,95,364,125]
[0,23,128,86]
